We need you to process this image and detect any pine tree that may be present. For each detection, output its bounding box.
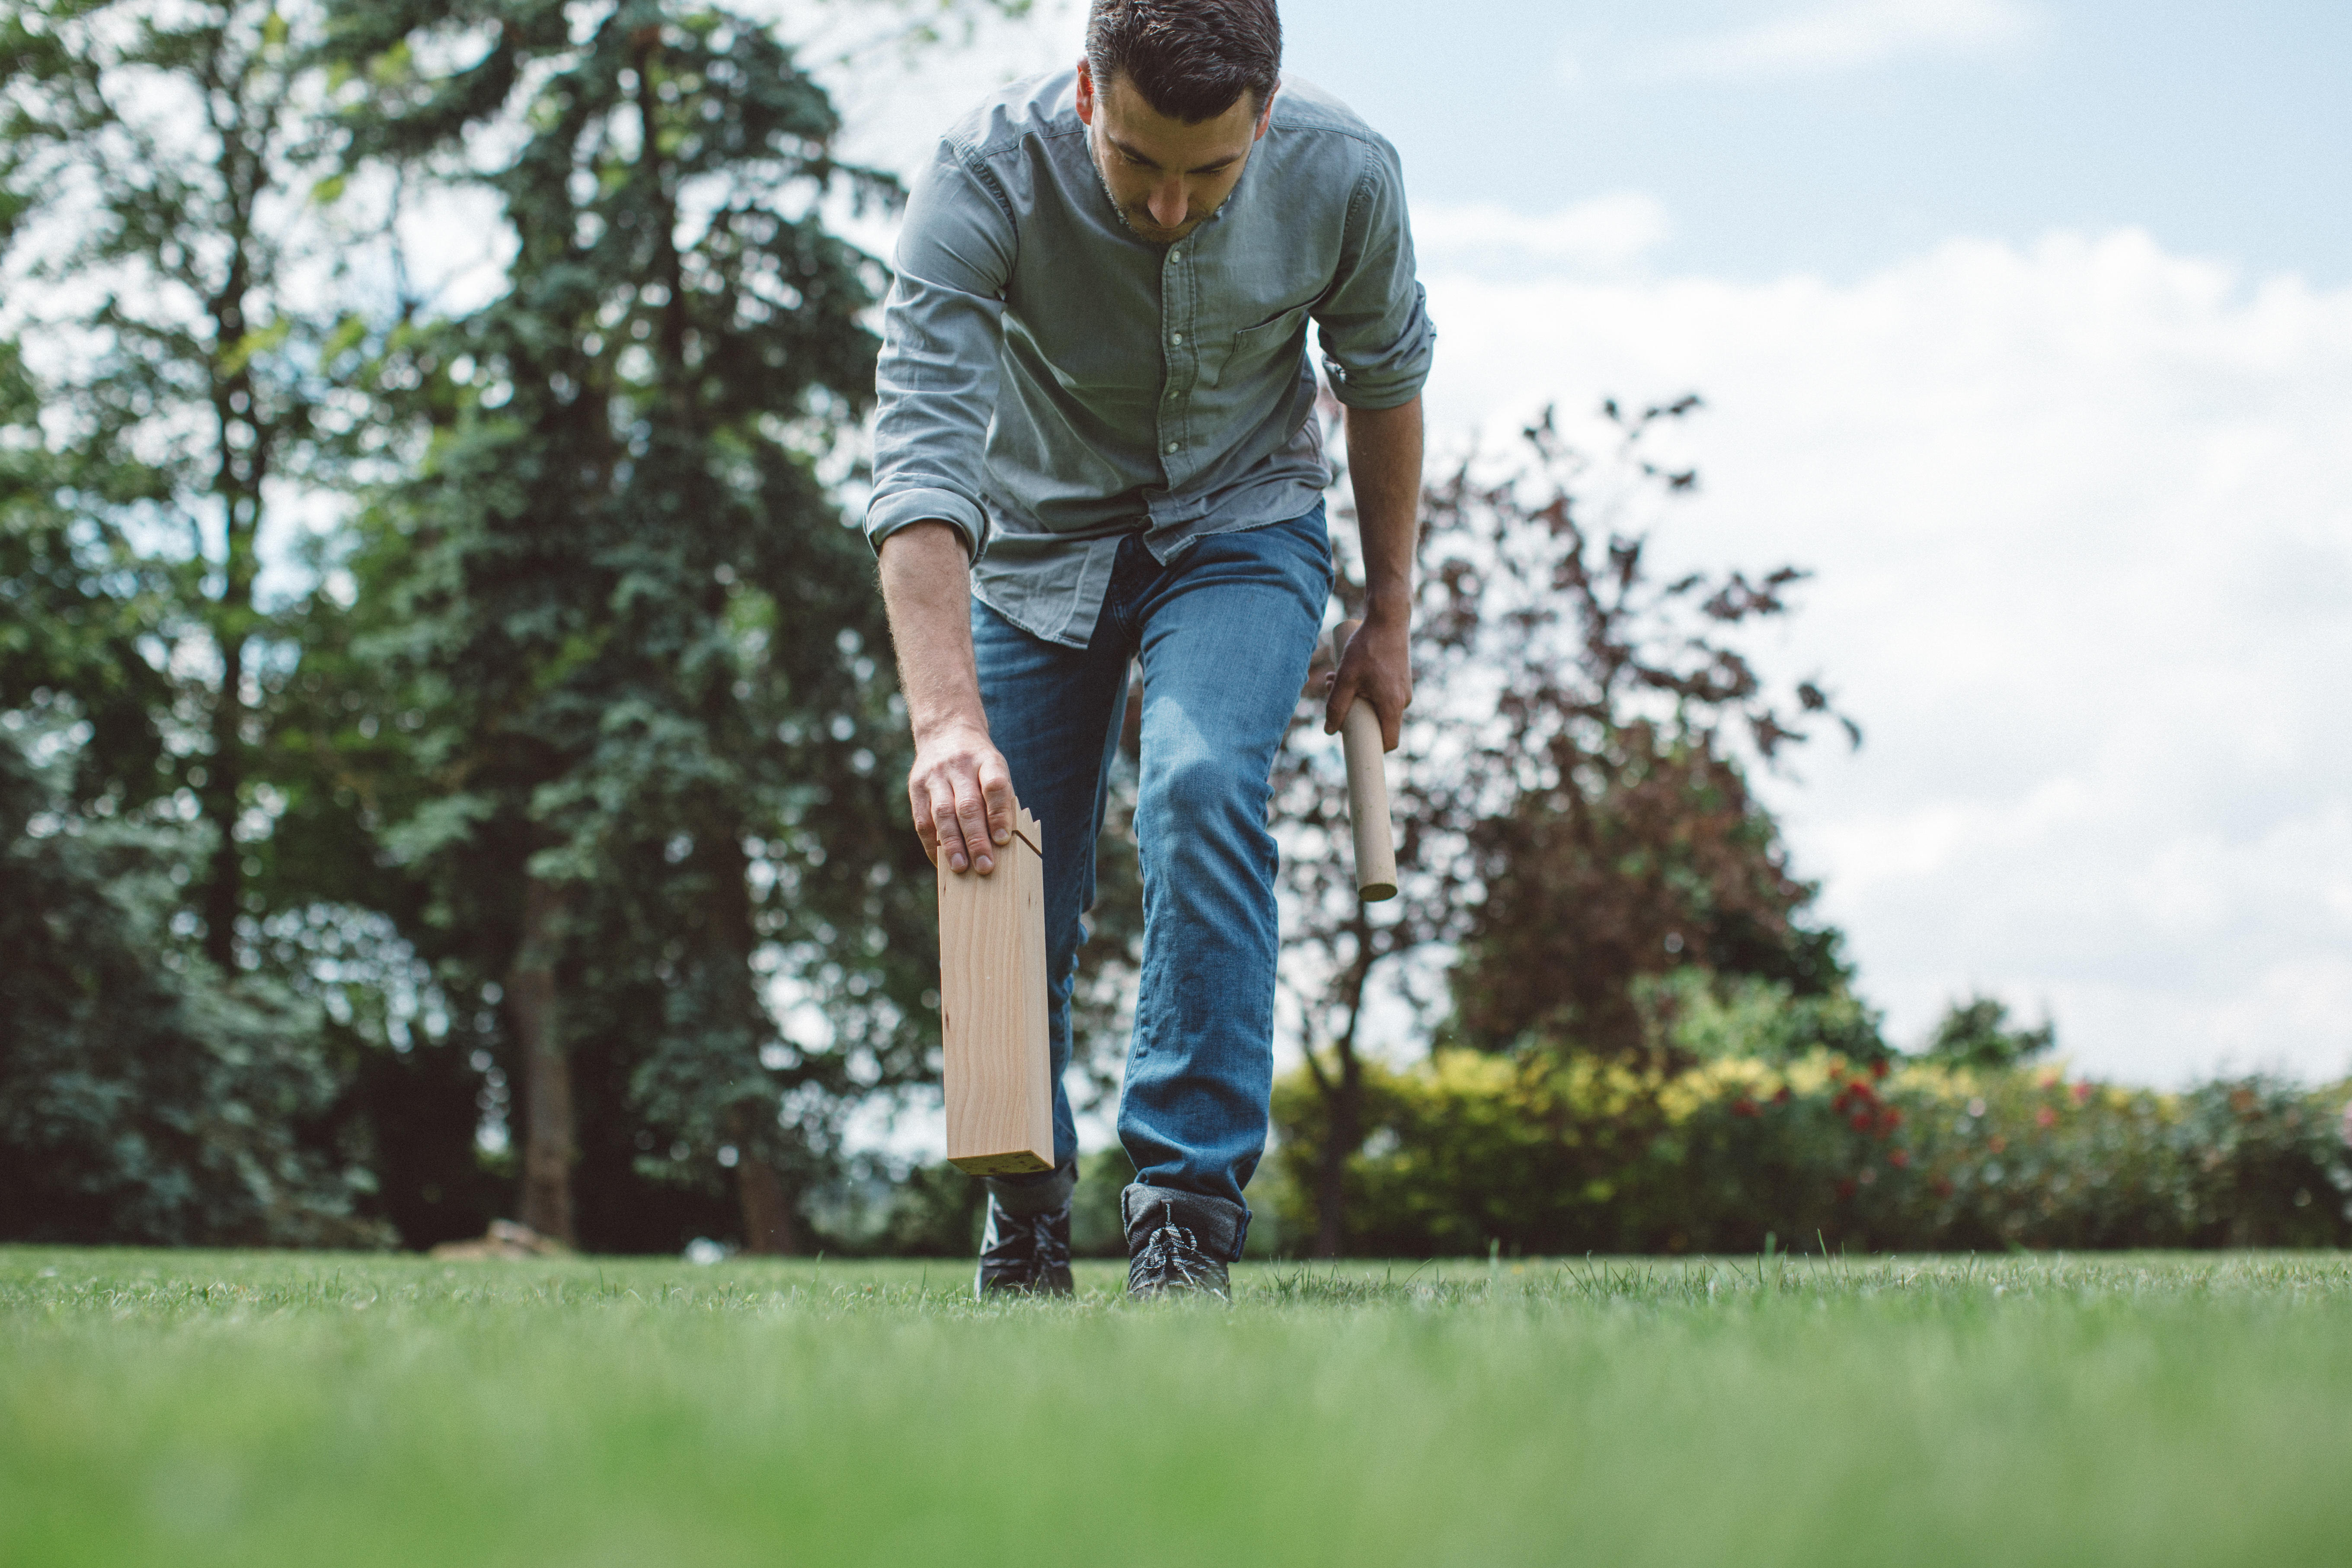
[324,0,936,1249]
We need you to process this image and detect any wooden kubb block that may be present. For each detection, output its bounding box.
[937,807,1054,1175]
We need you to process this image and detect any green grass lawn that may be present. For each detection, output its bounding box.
[5,1248,2349,1566]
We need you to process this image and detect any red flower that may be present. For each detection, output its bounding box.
[2036,1107,2057,1128]
[1850,1112,1873,1133]
[1882,1108,1905,1131]
[1774,1087,1792,1105]
[1931,1176,1955,1197]
[1889,1149,1910,1168]
[1732,1098,1760,1118]
[2072,1083,2093,1105]
[1836,1178,1859,1200]
[1870,1058,1890,1081]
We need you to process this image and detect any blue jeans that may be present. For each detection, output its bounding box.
[971,504,1333,1212]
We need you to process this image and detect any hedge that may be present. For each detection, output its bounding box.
[1270,1049,2352,1255]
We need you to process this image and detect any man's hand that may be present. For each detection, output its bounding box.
[907,714,1017,875]
[877,521,1017,873]
[1323,611,1411,750]
[1323,396,1423,750]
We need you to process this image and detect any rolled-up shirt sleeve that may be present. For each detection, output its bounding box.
[1312,137,1435,410]
[865,141,1018,560]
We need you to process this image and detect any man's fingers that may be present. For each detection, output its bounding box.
[908,735,1018,876]
[1324,653,1409,750]
[953,777,995,874]
[979,760,1016,851]
[929,786,971,872]
[1323,664,1356,735]
[911,780,941,865]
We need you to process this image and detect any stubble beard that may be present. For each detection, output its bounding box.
[1087,142,1192,245]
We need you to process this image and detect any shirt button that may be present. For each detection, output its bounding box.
[1169,248,1182,261]
[1166,441,1180,453]
[1170,332,1183,345]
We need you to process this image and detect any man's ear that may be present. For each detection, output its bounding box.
[1253,86,1277,141]
[1075,58,1096,125]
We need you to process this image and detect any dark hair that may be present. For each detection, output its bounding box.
[1085,0,1281,123]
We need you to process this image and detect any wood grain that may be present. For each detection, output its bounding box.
[938,806,1055,1175]
[1329,620,1399,902]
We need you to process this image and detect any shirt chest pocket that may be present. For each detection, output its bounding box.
[1209,302,1313,390]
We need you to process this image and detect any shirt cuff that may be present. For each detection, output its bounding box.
[865,486,987,560]
[1324,287,1438,410]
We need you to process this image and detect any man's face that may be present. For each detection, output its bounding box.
[1074,61,1273,245]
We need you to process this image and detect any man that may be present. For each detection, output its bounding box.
[869,0,1430,1297]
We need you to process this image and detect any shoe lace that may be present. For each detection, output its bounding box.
[1129,1220,1214,1291]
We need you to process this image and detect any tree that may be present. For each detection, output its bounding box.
[0,724,391,1246]
[323,0,935,1249]
[0,331,379,1245]
[2,0,348,974]
[1921,993,2055,1071]
[0,337,176,814]
[2,9,397,1245]
[1272,397,1864,1256]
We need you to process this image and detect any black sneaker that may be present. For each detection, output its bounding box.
[1120,1182,1246,1300]
[975,1184,1074,1299]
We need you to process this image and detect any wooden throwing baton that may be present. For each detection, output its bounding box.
[936,806,1055,1175]
[1328,619,1399,902]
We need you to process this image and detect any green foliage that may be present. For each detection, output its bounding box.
[2,0,360,976]
[0,0,1050,1254]
[0,728,389,1246]
[0,1,509,1250]
[1272,994,2352,1256]
[311,0,935,1244]
[1922,991,2055,1070]
[820,1160,989,1258]
[1633,965,1885,1065]
[0,341,176,811]
[1450,723,1847,1056]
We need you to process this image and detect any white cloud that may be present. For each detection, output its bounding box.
[1414,194,1670,273]
[1418,223,2352,1085]
[1636,0,2044,83]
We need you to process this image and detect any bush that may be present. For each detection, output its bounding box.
[1270,1046,2352,1256]
[0,733,390,1249]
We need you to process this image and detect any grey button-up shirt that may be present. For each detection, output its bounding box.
[865,70,1435,648]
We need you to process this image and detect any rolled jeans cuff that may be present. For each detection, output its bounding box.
[987,1161,1076,1215]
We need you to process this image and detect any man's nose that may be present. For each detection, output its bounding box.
[1147,176,1185,228]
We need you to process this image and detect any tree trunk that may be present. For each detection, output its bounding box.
[199,626,245,972]
[509,875,576,1246]
[736,1151,796,1255]
[704,828,797,1253]
[1311,931,1379,1259]
[1311,1039,1364,1259]
[199,279,264,973]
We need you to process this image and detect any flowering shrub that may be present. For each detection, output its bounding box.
[1269,1049,2352,1255]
